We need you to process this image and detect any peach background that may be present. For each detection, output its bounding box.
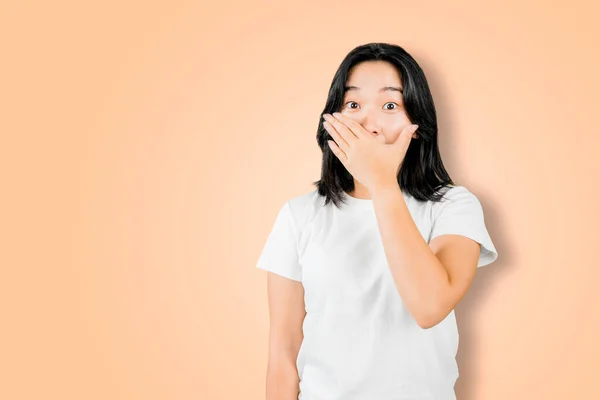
[2,0,599,399]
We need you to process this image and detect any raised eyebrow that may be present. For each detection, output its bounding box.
[344,85,403,94]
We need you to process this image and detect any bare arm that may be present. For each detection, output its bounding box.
[370,183,479,329]
[264,272,306,400]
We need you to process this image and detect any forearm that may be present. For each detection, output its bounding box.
[265,357,300,400]
[370,182,450,328]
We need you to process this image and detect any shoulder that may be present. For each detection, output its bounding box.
[430,184,483,216]
[286,189,326,229]
[428,184,498,267]
[437,184,479,203]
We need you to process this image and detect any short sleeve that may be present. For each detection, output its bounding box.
[255,200,303,281]
[429,187,499,268]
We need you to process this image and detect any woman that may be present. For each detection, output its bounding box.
[256,42,499,400]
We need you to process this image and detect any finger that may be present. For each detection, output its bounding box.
[332,112,371,140]
[323,120,351,155]
[327,139,348,164]
[375,133,386,145]
[326,113,358,145]
[394,124,418,153]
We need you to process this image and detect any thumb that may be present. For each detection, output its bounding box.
[394,124,419,150]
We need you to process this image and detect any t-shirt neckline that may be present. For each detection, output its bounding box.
[342,189,409,208]
[343,191,373,207]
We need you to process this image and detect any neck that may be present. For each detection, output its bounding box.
[348,181,371,200]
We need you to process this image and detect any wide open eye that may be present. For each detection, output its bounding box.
[383,102,399,110]
[343,101,360,110]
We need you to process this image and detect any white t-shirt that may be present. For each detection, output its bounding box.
[256,185,498,400]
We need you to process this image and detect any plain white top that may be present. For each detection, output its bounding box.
[256,185,498,400]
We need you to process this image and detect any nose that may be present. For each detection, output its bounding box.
[356,110,381,137]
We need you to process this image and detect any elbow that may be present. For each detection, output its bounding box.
[415,306,446,330]
[416,316,437,330]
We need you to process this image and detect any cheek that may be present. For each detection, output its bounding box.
[383,115,410,141]
[383,115,412,142]
[386,114,411,131]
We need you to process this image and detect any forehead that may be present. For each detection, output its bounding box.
[345,61,403,92]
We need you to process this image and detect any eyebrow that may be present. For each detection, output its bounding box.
[344,85,403,94]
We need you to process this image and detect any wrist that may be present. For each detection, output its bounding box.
[369,179,400,198]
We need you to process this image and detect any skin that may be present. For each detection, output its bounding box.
[263,60,481,398]
[330,60,418,199]
[324,60,481,328]
[264,273,304,399]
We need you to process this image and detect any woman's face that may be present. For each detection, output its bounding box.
[340,61,417,144]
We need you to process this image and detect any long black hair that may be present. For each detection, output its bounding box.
[312,42,455,208]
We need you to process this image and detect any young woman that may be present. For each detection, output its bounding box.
[256,42,499,400]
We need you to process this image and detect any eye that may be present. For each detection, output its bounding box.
[343,101,360,110]
[343,101,400,110]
